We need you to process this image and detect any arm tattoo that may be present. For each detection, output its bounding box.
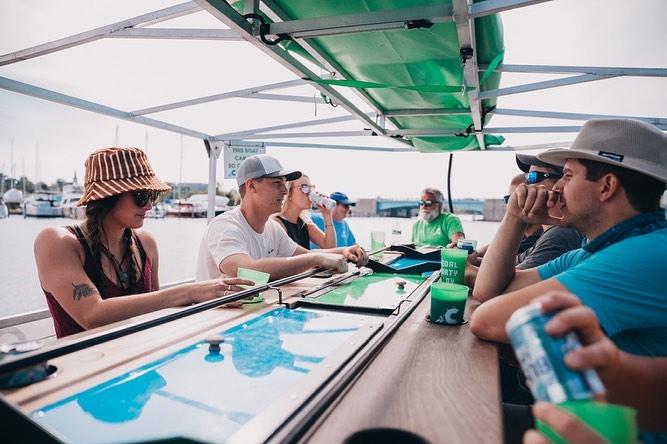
[72,283,97,301]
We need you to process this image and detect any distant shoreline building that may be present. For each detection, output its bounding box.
[353,198,491,219]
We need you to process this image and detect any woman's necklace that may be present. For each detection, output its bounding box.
[100,243,131,289]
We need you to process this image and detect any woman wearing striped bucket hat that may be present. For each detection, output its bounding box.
[34,147,252,338]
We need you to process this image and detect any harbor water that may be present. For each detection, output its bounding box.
[0,215,499,318]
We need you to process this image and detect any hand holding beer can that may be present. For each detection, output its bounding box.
[505,302,605,404]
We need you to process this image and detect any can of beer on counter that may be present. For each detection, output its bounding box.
[456,239,475,254]
[505,302,605,403]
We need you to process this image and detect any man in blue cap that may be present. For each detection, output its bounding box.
[311,191,357,248]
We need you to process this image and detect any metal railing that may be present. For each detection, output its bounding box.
[0,278,196,330]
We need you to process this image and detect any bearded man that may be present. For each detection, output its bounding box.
[411,187,465,248]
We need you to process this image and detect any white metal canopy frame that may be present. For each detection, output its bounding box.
[1,0,666,219]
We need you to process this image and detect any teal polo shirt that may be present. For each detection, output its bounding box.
[537,228,667,357]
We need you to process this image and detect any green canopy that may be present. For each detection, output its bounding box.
[234,0,505,151]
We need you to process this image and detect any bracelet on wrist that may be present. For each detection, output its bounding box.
[325,224,333,227]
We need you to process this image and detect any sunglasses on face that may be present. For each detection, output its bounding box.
[419,200,436,208]
[503,195,510,204]
[526,171,563,185]
[299,184,312,194]
[132,190,160,207]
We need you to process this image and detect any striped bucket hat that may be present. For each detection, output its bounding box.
[77,147,171,206]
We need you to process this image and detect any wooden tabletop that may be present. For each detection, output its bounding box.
[305,297,501,444]
[3,277,321,410]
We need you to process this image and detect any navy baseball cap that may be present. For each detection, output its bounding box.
[515,153,563,174]
[330,191,356,206]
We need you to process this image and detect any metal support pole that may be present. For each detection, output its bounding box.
[447,154,454,214]
[205,140,222,222]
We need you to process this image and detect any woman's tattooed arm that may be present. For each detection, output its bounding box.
[71,283,97,301]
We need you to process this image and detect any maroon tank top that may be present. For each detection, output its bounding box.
[44,226,153,338]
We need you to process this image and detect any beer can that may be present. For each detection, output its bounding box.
[505,303,605,404]
[456,239,475,254]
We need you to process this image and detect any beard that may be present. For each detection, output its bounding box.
[419,210,439,222]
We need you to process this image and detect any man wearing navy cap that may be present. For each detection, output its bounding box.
[471,119,667,364]
[311,191,358,248]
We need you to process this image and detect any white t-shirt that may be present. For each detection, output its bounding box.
[195,207,299,280]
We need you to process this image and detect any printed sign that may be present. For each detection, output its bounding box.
[223,144,265,179]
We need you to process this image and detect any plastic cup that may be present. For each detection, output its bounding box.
[370,231,386,251]
[536,401,637,444]
[236,267,270,303]
[440,248,468,284]
[370,231,386,259]
[429,282,468,325]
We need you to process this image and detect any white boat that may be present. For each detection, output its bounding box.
[0,200,7,219]
[145,203,167,218]
[186,194,230,216]
[23,192,63,218]
[165,200,203,218]
[2,188,23,215]
[61,183,85,219]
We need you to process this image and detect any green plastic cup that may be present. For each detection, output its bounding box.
[440,248,468,284]
[429,282,468,325]
[237,267,270,304]
[371,231,386,258]
[536,401,637,444]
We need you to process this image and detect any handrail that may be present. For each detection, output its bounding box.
[0,309,51,330]
[0,278,196,330]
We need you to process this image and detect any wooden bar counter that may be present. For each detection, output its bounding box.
[305,297,501,444]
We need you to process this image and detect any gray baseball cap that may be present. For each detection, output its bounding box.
[236,154,301,186]
[537,119,667,183]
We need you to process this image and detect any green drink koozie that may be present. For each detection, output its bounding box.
[536,401,637,444]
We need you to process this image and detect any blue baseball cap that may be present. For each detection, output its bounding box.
[329,191,356,206]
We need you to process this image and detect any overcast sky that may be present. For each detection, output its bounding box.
[0,0,665,199]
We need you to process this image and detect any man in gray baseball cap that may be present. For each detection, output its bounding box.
[470,119,667,365]
[196,154,368,283]
[235,154,301,186]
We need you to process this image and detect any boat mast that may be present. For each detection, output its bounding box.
[10,140,15,189]
[34,141,40,188]
[21,155,26,194]
[178,135,184,200]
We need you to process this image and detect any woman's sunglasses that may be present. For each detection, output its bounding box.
[132,190,160,207]
[526,171,563,185]
[299,184,312,194]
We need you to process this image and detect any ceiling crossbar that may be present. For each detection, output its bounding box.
[106,28,243,41]
[130,79,306,116]
[0,75,212,140]
[0,2,200,66]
